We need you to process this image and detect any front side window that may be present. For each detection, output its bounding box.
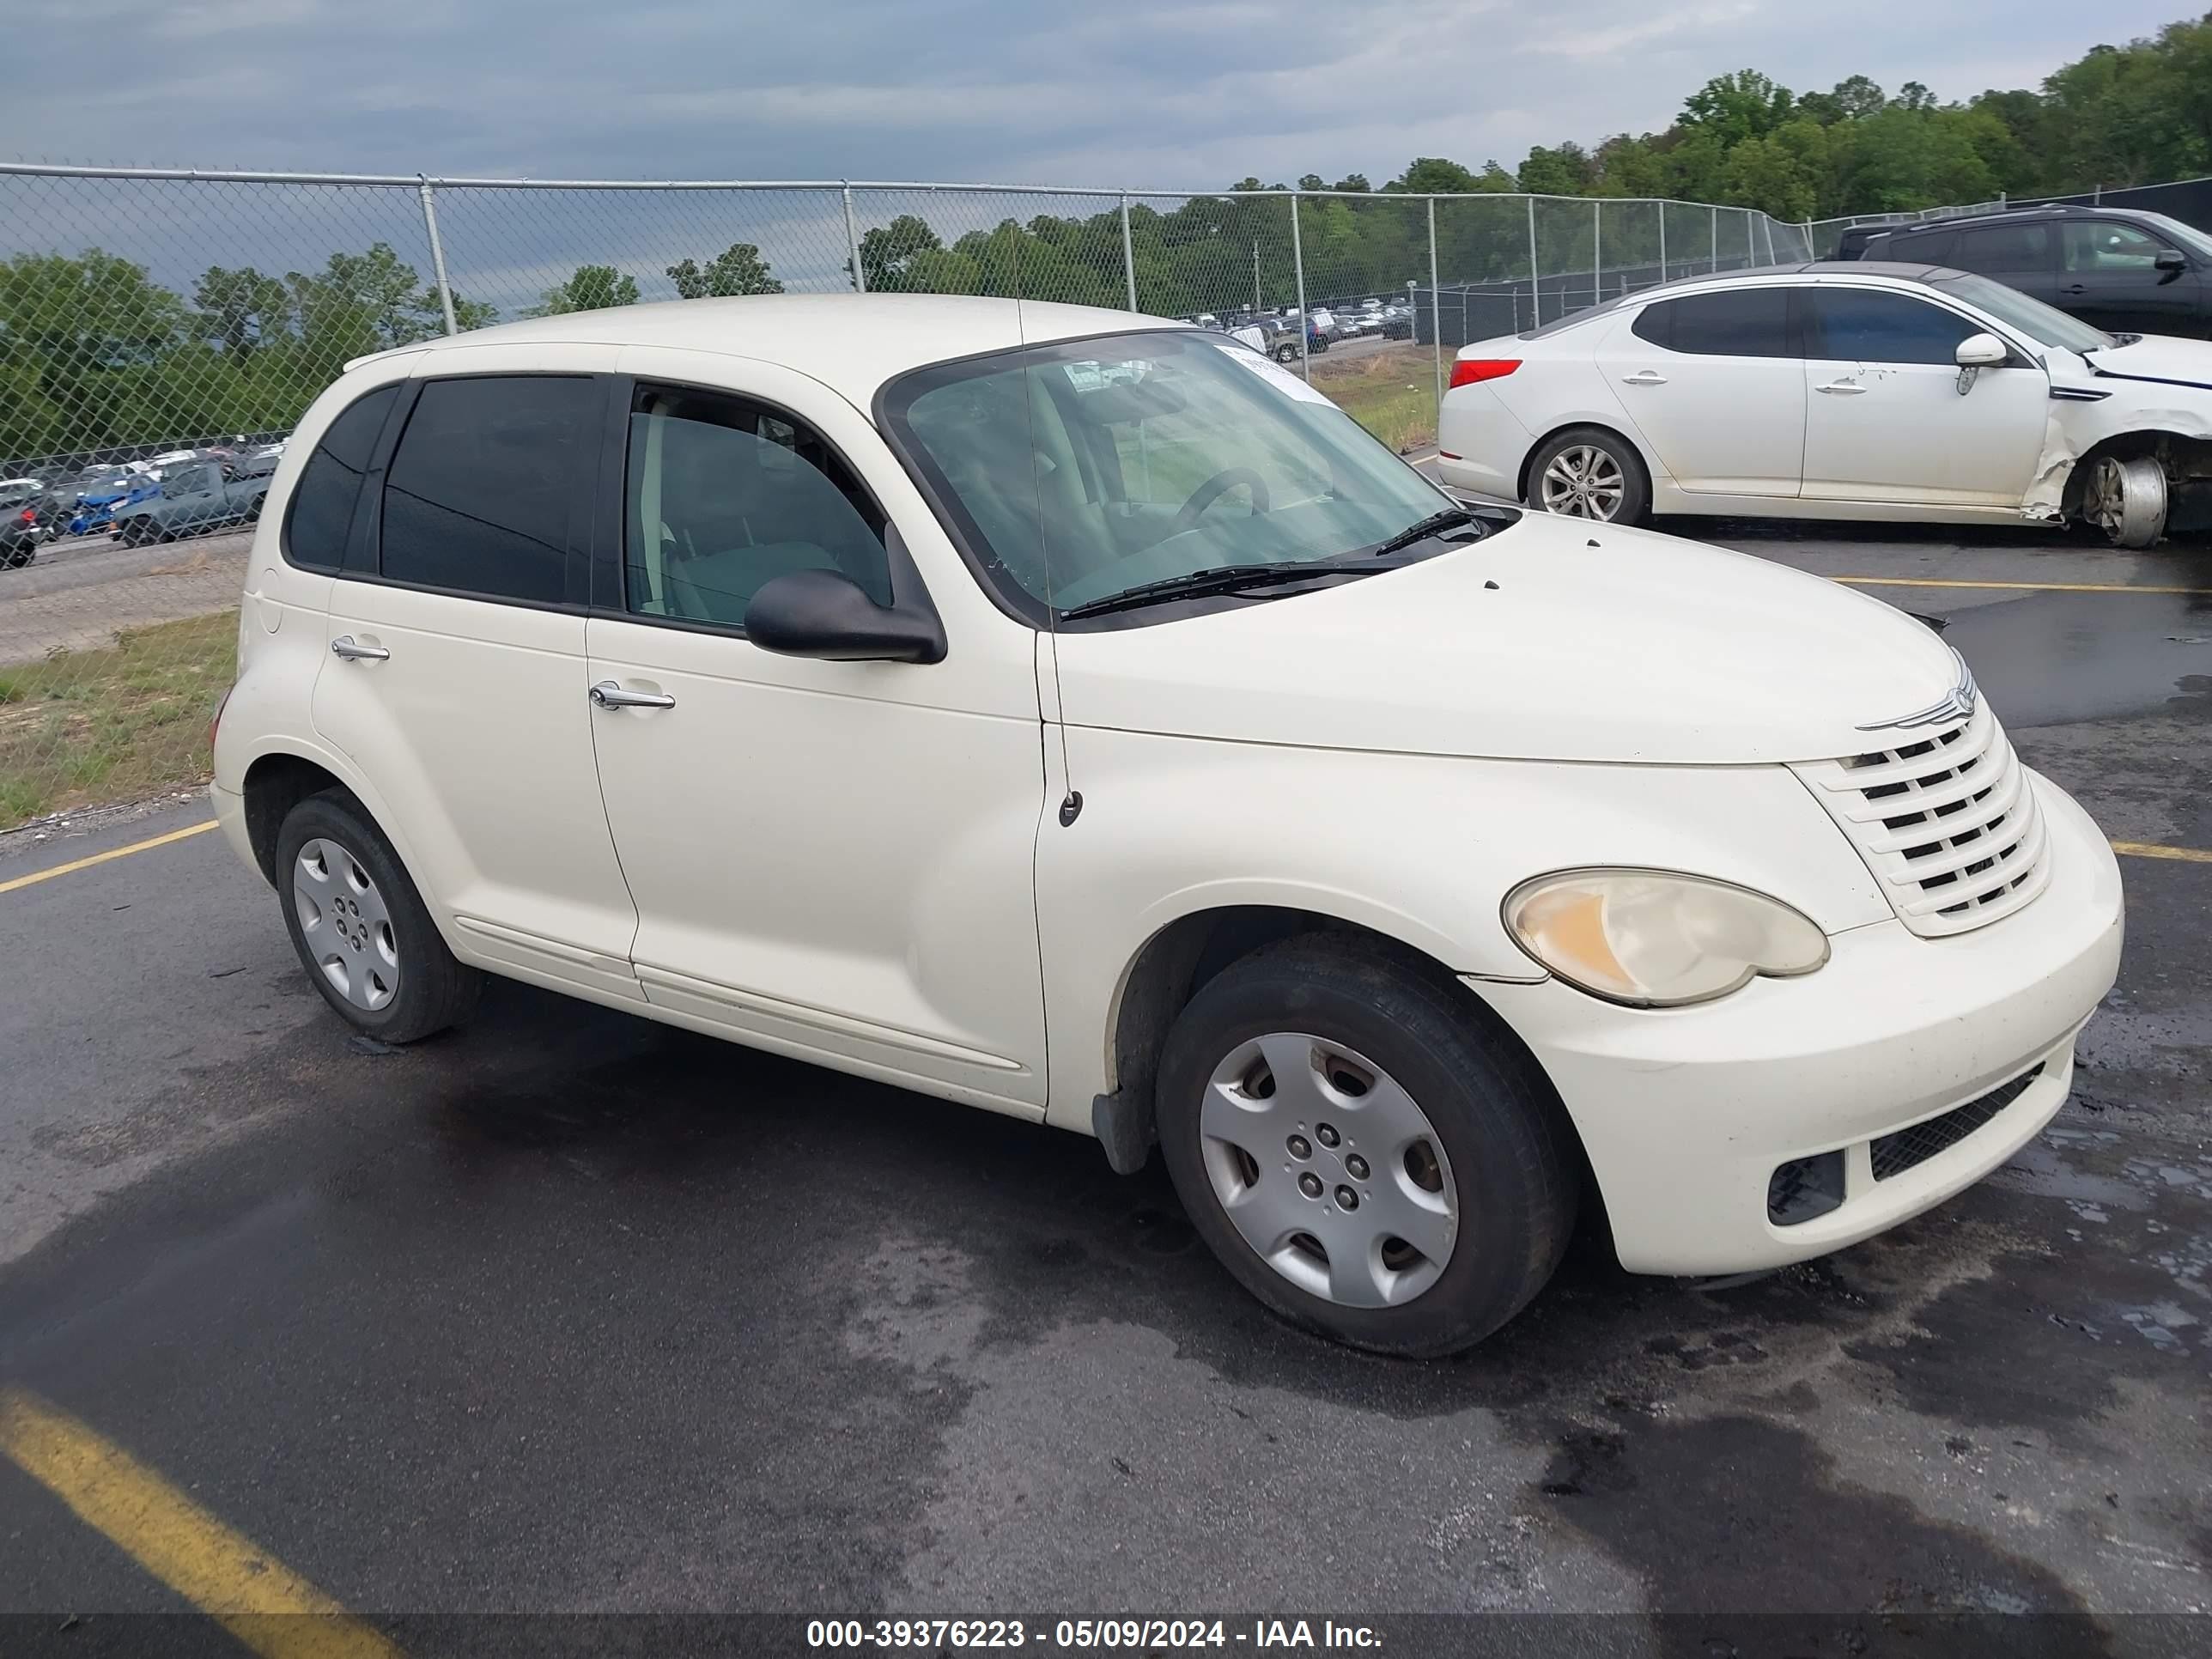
[1641,289,1794,358]
[1804,289,1976,365]
[2063,221,2173,272]
[623,386,890,628]
[284,383,398,571]
[1956,222,2051,271]
[882,330,1455,620]
[380,375,595,604]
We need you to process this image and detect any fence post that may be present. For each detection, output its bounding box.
[1119,192,1138,312]
[1592,199,1601,310]
[1289,191,1310,380]
[416,177,458,337]
[1710,205,1718,273]
[1427,196,1443,412]
[1657,202,1667,282]
[1525,196,1540,326]
[842,184,866,293]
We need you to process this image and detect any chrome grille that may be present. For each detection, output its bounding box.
[1791,701,2051,939]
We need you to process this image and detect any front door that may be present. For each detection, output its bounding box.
[2058,220,2206,337]
[583,352,1050,1110]
[1596,287,1805,496]
[311,355,643,1002]
[1799,287,2047,507]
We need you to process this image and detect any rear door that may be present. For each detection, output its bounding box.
[2058,220,2205,336]
[1595,286,1804,496]
[311,349,643,1003]
[1799,286,2046,506]
[1949,221,2060,308]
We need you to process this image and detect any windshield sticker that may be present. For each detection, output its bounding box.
[1206,338,1335,406]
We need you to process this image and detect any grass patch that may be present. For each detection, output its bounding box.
[0,611,237,830]
[1309,343,1440,454]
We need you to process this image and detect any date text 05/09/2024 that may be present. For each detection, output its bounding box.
[805,1618,1384,1650]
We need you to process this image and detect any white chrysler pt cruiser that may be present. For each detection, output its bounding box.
[212,295,2124,1356]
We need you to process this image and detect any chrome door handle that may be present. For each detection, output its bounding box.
[330,635,390,662]
[1815,380,1869,395]
[1620,370,1668,386]
[590,680,676,710]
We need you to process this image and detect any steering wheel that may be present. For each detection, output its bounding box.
[1173,467,1270,534]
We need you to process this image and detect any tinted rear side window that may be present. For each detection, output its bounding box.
[1644,289,1794,357]
[1804,289,1978,365]
[1956,222,2051,270]
[284,385,398,571]
[380,376,595,603]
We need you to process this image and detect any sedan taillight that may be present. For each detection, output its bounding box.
[1448,358,1521,389]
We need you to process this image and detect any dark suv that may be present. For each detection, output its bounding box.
[1858,205,2212,337]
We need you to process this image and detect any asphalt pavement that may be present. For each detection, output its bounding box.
[0,523,2207,1655]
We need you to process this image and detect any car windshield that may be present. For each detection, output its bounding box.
[2135,211,2212,263]
[1931,270,2115,355]
[883,329,1460,618]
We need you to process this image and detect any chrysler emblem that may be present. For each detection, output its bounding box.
[1857,652,1978,732]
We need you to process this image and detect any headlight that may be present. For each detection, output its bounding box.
[1503,868,1829,1007]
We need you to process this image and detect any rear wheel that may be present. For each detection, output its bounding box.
[1154,935,1577,1356]
[276,791,480,1043]
[1526,427,1650,525]
[2081,453,2167,549]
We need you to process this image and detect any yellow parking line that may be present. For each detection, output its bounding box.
[1831,575,2212,595]
[2112,841,2212,864]
[0,819,219,896]
[0,1389,404,1659]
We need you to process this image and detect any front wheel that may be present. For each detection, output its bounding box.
[1155,936,1577,1356]
[2081,453,2167,549]
[1273,343,1298,364]
[276,790,481,1042]
[1526,427,1650,526]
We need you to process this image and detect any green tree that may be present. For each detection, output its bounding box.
[193,266,292,357]
[665,241,784,298]
[853,214,945,290]
[528,264,641,317]
[1680,70,1796,145]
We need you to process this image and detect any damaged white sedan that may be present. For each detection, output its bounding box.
[1434,260,2212,547]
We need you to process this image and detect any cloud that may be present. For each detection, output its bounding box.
[1525,3,1763,61]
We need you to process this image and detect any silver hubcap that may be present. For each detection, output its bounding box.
[1200,1032,1458,1309]
[2084,453,2166,547]
[293,838,399,1012]
[1540,445,1626,520]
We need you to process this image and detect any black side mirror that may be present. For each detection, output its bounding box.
[2155,248,2187,284]
[742,527,946,664]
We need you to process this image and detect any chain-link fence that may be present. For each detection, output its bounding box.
[0,164,1808,830]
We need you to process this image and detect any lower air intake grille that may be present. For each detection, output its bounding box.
[1869,1064,2045,1182]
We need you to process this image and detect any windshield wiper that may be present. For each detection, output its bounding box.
[1357,506,1484,560]
[1058,559,1393,621]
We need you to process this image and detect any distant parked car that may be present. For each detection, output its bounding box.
[112,459,270,544]
[1860,204,2212,338]
[1382,309,1414,340]
[1,501,41,568]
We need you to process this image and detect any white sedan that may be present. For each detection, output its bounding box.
[1434,261,2212,547]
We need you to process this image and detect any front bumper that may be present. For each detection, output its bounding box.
[1478,772,2124,1275]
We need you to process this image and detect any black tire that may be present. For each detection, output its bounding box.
[1154,934,1577,1357]
[1524,426,1651,526]
[1273,342,1298,363]
[275,789,481,1043]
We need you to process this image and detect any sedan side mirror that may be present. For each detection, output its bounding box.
[742,526,946,664]
[1954,331,2007,395]
[2155,248,2187,283]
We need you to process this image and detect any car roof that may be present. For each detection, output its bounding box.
[356,295,1183,404]
[1869,203,2158,239]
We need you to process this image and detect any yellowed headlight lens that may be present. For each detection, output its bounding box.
[1504,869,1829,1007]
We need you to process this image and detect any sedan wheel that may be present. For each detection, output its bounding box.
[1539,444,1627,520]
[2082,453,2167,549]
[1201,1032,1458,1309]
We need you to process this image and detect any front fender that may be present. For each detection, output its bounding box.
[1036,726,1890,1130]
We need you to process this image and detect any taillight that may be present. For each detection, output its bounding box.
[209,682,235,753]
[1449,358,1520,389]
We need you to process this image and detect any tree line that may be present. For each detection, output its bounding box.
[5,9,2208,465]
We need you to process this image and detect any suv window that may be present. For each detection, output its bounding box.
[1955,222,2050,270]
[624,386,890,628]
[380,375,595,603]
[1635,289,1793,357]
[2063,221,2174,271]
[1805,288,1978,365]
[284,384,398,571]
[1883,228,1958,266]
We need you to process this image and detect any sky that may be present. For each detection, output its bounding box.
[6,1,2199,191]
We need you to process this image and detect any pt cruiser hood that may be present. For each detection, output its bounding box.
[1050,513,1960,765]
